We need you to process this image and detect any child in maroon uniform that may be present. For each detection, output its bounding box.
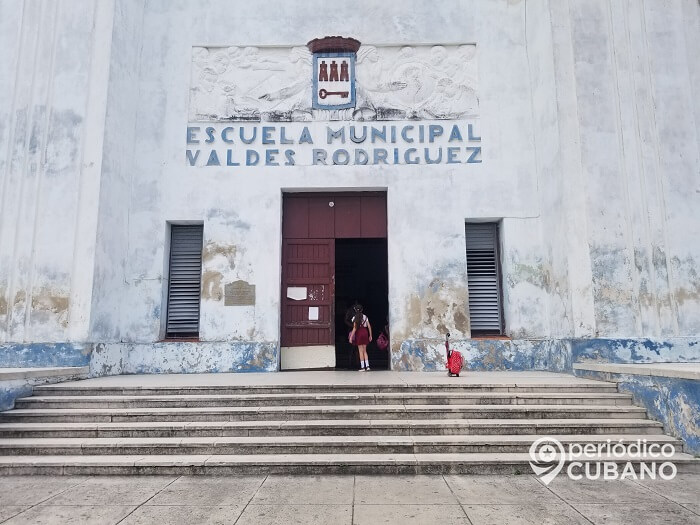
[350,304,373,371]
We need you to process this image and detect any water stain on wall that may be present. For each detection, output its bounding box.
[507,262,552,292]
[31,292,69,314]
[674,393,700,442]
[246,343,277,371]
[201,271,223,301]
[401,277,469,341]
[46,110,83,173]
[594,285,635,305]
[633,248,653,309]
[202,242,237,267]
[590,246,640,333]
[206,209,251,231]
[395,350,430,371]
[674,286,700,307]
[671,256,700,306]
[30,289,70,328]
[453,310,469,333]
[13,290,26,308]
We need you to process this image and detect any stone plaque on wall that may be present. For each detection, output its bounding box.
[224,280,256,306]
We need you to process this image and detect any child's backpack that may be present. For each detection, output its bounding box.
[376,332,389,350]
[447,349,463,377]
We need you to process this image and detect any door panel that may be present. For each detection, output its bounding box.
[360,195,387,238]
[280,192,386,351]
[334,196,362,238]
[308,198,335,238]
[282,197,309,238]
[281,239,334,346]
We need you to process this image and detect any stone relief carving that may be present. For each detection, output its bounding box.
[189,44,478,122]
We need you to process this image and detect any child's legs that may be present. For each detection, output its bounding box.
[359,345,368,362]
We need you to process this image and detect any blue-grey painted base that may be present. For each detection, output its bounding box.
[0,381,33,412]
[90,342,279,376]
[394,338,572,372]
[575,368,700,456]
[0,337,696,375]
[571,338,700,365]
[0,343,92,368]
[392,337,699,373]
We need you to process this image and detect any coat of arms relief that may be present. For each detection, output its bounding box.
[189,43,479,122]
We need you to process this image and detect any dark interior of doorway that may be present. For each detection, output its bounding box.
[334,238,389,370]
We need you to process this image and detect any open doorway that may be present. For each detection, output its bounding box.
[334,238,389,370]
[280,192,387,370]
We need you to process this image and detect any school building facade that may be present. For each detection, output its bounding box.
[0,0,699,379]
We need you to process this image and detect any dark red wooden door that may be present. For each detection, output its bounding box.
[281,192,386,348]
[281,239,334,346]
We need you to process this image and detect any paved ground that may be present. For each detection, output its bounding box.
[34,370,611,388]
[0,474,698,524]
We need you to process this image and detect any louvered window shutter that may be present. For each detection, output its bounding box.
[465,223,504,334]
[166,225,203,337]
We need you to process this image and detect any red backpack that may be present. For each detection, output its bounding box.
[445,332,463,377]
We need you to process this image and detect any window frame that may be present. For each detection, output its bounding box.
[163,223,204,340]
[465,221,505,336]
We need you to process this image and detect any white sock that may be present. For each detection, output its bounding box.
[362,360,367,368]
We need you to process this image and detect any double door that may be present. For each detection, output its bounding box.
[280,193,387,349]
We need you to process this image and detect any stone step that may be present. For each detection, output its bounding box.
[0,367,89,381]
[0,366,90,411]
[0,418,664,438]
[3,373,692,477]
[0,434,681,456]
[1,452,697,476]
[13,391,634,409]
[32,383,621,396]
[0,404,648,423]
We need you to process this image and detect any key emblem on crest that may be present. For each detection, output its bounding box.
[308,37,360,110]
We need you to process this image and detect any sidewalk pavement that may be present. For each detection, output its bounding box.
[0,474,698,525]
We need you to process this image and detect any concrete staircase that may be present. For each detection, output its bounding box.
[0,366,89,411]
[0,373,697,475]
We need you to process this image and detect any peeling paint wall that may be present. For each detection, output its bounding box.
[0,382,33,412]
[575,369,700,455]
[90,341,278,376]
[572,338,700,365]
[394,338,572,374]
[0,343,92,368]
[500,220,550,338]
[391,337,699,373]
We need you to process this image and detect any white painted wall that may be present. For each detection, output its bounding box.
[1,0,698,361]
[0,0,114,344]
[563,0,700,338]
[90,0,146,343]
